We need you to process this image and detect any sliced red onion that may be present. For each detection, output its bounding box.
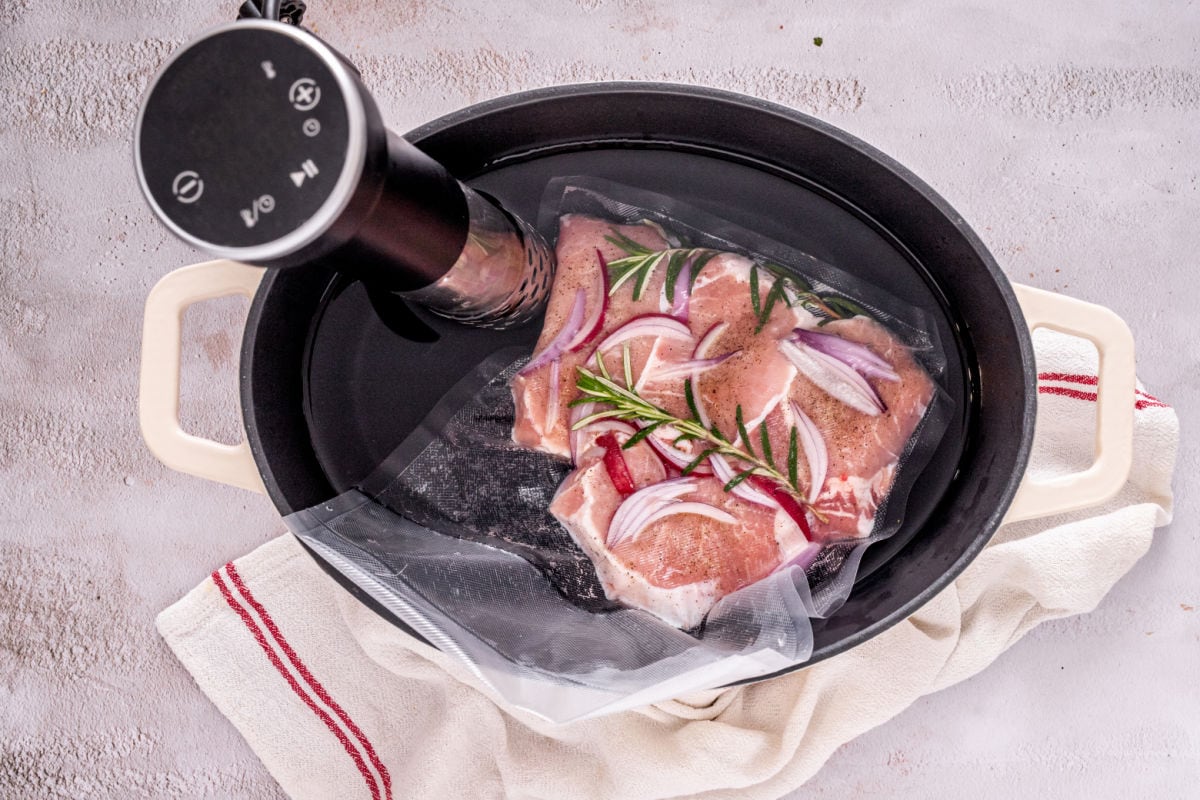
[789,401,828,504]
[687,322,729,428]
[641,423,713,475]
[636,318,737,389]
[563,250,611,352]
[545,358,561,434]
[608,479,697,546]
[618,482,697,540]
[779,339,885,416]
[634,501,736,537]
[585,420,638,437]
[608,482,736,547]
[520,288,587,375]
[791,328,899,382]
[597,432,636,497]
[773,542,821,574]
[648,350,741,382]
[693,321,728,360]
[710,453,776,508]
[656,423,682,440]
[587,314,695,368]
[749,476,813,540]
[568,401,596,463]
[671,256,692,322]
[572,418,637,465]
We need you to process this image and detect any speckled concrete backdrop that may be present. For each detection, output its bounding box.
[1,1,1196,797]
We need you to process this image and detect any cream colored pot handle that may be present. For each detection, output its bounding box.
[1003,284,1135,523]
[139,260,268,494]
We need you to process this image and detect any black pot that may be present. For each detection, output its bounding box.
[139,83,1135,682]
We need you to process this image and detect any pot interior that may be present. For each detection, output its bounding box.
[242,84,1034,674]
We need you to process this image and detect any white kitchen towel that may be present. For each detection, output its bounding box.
[157,328,1178,800]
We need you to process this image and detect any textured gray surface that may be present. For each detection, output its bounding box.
[1,1,1197,797]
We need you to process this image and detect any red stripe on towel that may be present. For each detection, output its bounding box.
[1038,385,1097,402]
[225,562,393,800]
[212,567,382,800]
[1038,385,1168,410]
[1038,373,1170,410]
[1038,372,1098,386]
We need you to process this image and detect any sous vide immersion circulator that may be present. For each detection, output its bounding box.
[134,19,553,328]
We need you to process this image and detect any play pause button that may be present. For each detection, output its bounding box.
[290,159,319,187]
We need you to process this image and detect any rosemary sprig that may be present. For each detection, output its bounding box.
[604,229,719,302]
[571,364,824,519]
[606,227,871,329]
[749,261,875,331]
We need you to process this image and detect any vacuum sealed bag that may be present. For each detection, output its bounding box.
[286,178,953,722]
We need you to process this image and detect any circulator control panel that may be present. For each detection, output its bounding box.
[136,22,362,256]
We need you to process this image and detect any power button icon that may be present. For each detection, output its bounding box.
[172,170,204,204]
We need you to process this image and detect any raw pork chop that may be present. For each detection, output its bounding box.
[512,215,935,627]
[786,316,934,538]
[550,470,797,629]
[511,216,670,458]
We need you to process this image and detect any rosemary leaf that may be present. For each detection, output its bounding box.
[691,251,718,289]
[763,267,801,309]
[567,396,598,408]
[723,468,757,492]
[767,279,788,327]
[787,426,798,488]
[594,352,614,383]
[681,447,718,476]
[760,424,774,465]
[607,260,643,296]
[756,277,787,333]
[749,264,761,317]
[574,386,609,401]
[604,231,652,256]
[762,262,788,280]
[622,420,664,449]
[710,422,727,442]
[817,295,847,318]
[664,250,686,301]
[622,343,634,389]
[684,378,701,421]
[735,406,754,455]
[632,252,661,300]
[824,295,870,319]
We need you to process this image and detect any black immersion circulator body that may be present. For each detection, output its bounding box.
[136,20,551,324]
